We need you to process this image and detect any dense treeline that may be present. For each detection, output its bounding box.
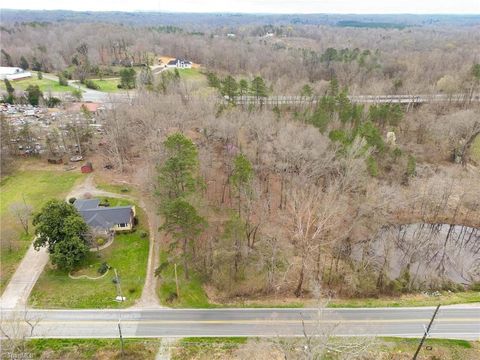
[2,10,479,27]
[1,21,480,94]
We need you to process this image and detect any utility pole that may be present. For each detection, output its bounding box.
[174,263,180,298]
[114,268,125,359]
[413,304,441,360]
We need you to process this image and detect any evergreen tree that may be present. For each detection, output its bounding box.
[158,133,200,200]
[250,76,268,98]
[119,68,136,89]
[25,85,43,106]
[159,198,206,280]
[19,56,29,70]
[300,84,313,97]
[231,153,253,216]
[221,75,238,101]
[206,72,221,89]
[4,79,14,95]
[238,79,249,96]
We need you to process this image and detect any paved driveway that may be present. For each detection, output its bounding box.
[0,243,48,309]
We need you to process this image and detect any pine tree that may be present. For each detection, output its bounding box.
[250,76,268,98]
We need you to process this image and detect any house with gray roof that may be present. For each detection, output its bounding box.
[73,198,135,232]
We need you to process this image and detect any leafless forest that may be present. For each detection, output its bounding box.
[2,15,480,94]
[2,12,480,301]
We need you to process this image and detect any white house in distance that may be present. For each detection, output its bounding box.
[166,58,192,69]
[0,67,32,81]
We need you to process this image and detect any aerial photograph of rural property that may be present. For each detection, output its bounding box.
[0,0,479,359]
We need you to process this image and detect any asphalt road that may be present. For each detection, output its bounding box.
[1,306,478,340]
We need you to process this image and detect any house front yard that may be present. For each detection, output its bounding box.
[0,169,84,294]
[29,202,149,308]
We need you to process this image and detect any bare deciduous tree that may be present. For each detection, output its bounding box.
[9,198,33,235]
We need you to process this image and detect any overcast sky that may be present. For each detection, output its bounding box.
[2,0,480,14]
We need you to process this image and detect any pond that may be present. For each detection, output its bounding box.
[353,224,480,286]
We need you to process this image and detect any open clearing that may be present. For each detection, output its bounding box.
[0,75,72,93]
[29,200,149,308]
[0,169,83,293]
[89,78,121,92]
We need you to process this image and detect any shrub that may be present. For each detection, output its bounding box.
[84,79,100,90]
[96,237,106,246]
[68,197,76,204]
[58,74,69,86]
[98,262,109,275]
[120,187,130,193]
[128,287,137,294]
[99,198,110,207]
[139,230,148,238]
[470,282,480,292]
[366,156,379,177]
[70,89,82,101]
[406,155,416,177]
[45,96,61,108]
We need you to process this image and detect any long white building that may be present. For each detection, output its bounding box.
[0,67,32,80]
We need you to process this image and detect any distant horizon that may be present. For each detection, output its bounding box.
[1,0,479,15]
[2,8,480,16]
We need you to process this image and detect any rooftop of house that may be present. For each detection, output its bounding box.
[73,199,133,230]
[167,58,192,65]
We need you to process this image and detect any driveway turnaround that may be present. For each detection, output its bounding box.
[1,306,478,340]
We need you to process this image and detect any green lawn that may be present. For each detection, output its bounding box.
[0,170,83,293]
[157,250,213,308]
[0,76,72,93]
[29,202,149,308]
[166,67,204,80]
[91,78,121,92]
[20,339,158,360]
[471,134,480,164]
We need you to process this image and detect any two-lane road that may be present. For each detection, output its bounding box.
[1,306,478,340]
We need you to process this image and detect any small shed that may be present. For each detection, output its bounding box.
[81,162,93,173]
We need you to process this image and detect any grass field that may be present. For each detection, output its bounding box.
[94,175,137,196]
[0,170,83,294]
[165,67,204,80]
[157,250,213,308]
[29,201,149,308]
[20,339,158,360]
[0,76,72,93]
[90,78,121,92]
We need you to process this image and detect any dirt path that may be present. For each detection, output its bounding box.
[133,196,162,308]
[71,174,162,308]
